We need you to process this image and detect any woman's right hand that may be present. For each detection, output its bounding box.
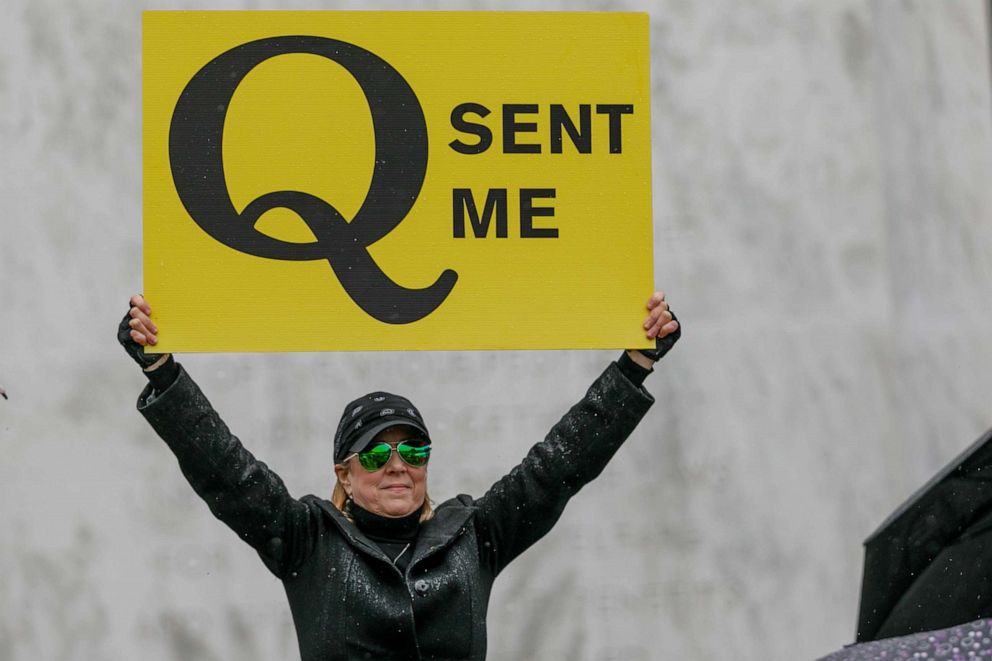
[117,294,169,370]
[125,294,158,347]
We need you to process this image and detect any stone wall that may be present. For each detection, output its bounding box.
[1,1,990,659]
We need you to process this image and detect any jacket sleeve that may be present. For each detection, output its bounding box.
[137,366,317,577]
[473,361,654,575]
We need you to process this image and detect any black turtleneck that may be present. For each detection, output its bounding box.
[350,501,423,572]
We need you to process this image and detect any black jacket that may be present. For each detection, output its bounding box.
[138,362,653,660]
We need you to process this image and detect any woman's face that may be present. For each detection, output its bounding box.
[335,426,428,518]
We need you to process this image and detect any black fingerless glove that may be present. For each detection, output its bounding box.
[117,309,163,368]
[616,309,681,386]
[117,307,179,391]
[637,309,681,362]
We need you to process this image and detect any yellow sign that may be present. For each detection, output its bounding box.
[144,11,654,352]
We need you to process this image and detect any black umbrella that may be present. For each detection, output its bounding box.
[857,426,992,642]
[821,617,992,661]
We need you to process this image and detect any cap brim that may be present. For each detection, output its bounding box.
[345,418,430,457]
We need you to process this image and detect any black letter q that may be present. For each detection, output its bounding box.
[169,36,457,324]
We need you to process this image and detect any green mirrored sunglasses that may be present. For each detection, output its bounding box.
[346,440,432,472]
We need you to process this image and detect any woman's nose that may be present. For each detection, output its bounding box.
[384,449,407,472]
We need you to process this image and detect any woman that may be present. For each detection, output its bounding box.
[119,291,680,660]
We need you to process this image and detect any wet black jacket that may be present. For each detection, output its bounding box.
[138,362,653,660]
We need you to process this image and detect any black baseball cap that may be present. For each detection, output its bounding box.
[333,391,431,465]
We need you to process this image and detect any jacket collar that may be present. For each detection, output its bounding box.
[313,499,389,561]
[409,498,476,567]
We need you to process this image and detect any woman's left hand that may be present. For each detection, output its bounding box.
[643,291,678,340]
[628,291,680,366]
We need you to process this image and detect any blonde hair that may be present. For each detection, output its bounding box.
[331,477,434,523]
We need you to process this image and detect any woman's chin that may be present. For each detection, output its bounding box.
[378,497,420,518]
